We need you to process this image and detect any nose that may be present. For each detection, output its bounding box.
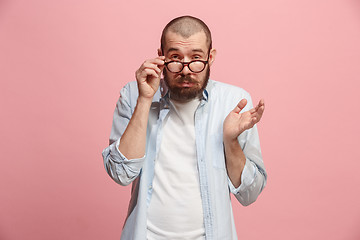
[181,63,192,75]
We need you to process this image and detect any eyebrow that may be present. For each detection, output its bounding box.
[192,48,205,54]
[167,48,206,54]
[167,47,179,53]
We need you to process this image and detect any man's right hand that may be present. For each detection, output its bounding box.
[118,56,165,160]
[135,56,165,99]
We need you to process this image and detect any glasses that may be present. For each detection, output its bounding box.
[164,52,210,73]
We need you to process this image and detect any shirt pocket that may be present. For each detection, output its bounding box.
[209,132,226,169]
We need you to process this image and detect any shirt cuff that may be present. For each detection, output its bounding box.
[109,138,146,171]
[228,158,256,195]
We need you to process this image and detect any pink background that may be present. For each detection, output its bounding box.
[1,0,360,239]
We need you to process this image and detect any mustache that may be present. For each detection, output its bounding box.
[177,75,196,83]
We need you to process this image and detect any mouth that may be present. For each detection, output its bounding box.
[176,76,197,87]
[179,81,195,88]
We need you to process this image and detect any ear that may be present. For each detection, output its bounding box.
[208,48,217,67]
[158,48,163,56]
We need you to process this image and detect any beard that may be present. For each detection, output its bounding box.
[163,66,210,101]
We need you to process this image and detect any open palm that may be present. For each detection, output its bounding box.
[223,99,265,142]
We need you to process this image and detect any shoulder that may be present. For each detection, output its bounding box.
[116,81,139,109]
[120,81,138,96]
[207,79,252,102]
[118,81,162,107]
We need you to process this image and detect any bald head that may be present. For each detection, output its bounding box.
[161,16,212,53]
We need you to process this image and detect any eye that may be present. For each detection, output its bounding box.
[170,54,180,60]
[193,55,202,60]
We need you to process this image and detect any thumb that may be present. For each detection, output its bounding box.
[158,57,166,73]
[233,99,247,114]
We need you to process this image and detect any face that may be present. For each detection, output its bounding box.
[160,31,216,101]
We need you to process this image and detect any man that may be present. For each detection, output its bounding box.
[102,16,267,240]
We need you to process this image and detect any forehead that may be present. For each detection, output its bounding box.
[163,31,208,54]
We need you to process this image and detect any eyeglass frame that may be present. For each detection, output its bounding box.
[163,49,211,73]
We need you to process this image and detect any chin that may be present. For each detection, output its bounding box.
[163,67,210,101]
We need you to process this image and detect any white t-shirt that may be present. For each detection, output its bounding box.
[147,98,205,240]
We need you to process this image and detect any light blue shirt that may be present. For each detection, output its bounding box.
[102,79,267,240]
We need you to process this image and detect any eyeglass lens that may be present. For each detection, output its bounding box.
[167,61,205,73]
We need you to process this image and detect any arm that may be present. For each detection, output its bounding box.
[223,98,267,205]
[120,56,165,159]
[102,56,165,185]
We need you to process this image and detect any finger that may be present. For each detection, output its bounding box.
[159,63,165,72]
[155,57,165,73]
[250,99,265,113]
[251,116,258,125]
[256,100,265,116]
[258,104,265,115]
[233,99,247,114]
[252,105,265,116]
[256,99,265,111]
[143,62,162,74]
[144,59,164,67]
[150,58,165,67]
[259,98,265,106]
[156,55,166,61]
[142,68,159,79]
[251,106,264,123]
[140,58,165,70]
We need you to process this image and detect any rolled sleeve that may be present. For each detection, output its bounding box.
[228,158,256,194]
[228,158,266,206]
[102,138,145,186]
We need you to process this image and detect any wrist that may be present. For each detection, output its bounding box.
[223,136,239,147]
[137,96,153,105]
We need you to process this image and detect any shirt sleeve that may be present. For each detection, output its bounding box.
[102,138,145,186]
[228,155,266,206]
[102,82,145,186]
[227,91,267,206]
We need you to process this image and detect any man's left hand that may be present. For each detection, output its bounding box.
[223,99,265,143]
